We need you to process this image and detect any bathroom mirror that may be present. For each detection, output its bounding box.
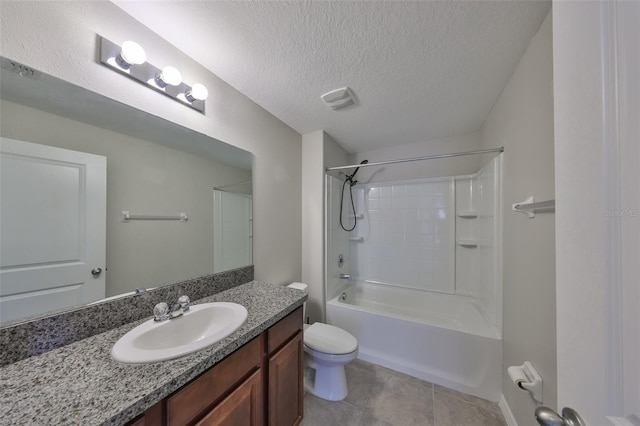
[0,57,253,324]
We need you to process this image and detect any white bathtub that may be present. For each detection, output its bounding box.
[326,281,501,402]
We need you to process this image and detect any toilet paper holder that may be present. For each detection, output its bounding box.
[508,361,543,404]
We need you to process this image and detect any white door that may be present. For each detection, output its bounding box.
[213,190,252,273]
[554,1,639,424]
[0,138,107,322]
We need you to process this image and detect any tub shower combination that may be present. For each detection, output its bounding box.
[325,151,503,402]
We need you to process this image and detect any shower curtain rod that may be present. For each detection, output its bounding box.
[325,147,504,172]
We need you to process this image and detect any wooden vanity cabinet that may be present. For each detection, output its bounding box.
[134,307,303,426]
[267,310,304,426]
[195,369,262,426]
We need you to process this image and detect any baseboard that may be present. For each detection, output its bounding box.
[499,395,518,426]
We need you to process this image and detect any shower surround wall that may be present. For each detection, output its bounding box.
[326,156,503,400]
[351,177,456,294]
[331,157,502,329]
[455,157,503,332]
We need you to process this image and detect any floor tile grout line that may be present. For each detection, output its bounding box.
[433,387,503,415]
[431,384,436,426]
[340,399,361,410]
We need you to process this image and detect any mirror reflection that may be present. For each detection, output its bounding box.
[0,57,253,324]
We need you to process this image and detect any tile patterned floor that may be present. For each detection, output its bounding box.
[301,359,507,426]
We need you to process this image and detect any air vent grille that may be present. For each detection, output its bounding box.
[321,87,355,110]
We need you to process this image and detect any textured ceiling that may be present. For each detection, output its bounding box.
[113,1,550,153]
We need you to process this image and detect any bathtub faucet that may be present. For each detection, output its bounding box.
[339,273,352,281]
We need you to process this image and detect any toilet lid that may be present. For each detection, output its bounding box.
[304,323,358,355]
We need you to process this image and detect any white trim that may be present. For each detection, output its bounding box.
[615,0,640,419]
[499,395,518,426]
[600,0,625,415]
[213,190,223,272]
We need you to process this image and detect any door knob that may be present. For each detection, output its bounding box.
[535,406,585,426]
[91,267,103,277]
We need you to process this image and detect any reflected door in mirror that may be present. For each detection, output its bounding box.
[0,138,106,322]
[213,190,252,273]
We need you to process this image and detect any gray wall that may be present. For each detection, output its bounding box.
[301,131,325,323]
[481,12,556,424]
[301,130,349,323]
[0,1,302,286]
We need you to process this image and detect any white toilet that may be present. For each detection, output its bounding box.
[287,282,358,401]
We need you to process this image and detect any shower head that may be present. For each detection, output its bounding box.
[346,160,368,186]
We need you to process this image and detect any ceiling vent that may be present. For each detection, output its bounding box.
[321,87,355,110]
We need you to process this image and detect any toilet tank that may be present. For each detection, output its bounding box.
[287,282,308,322]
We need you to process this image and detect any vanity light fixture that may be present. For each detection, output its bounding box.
[99,36,207,113]
[155,66,182,87]
[186,83,209,102]
[117,41,146,69]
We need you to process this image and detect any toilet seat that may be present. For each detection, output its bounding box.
[304,323,358,355]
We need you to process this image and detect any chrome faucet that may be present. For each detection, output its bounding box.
[339,273,352,281]
[153,295,190,322]
[177,295,190,312]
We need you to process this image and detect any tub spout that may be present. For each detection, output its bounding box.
[339,273,352,281]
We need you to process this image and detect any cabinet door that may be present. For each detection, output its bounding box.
[196,369,263,426]
[167,337,262,426]
[268,332,303,426]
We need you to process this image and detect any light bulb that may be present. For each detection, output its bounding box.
[118,41,146,69]
[186,83,208,102]
[156,66,182,87]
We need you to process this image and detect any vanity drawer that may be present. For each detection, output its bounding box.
[166,336,262,426]
[267,307,303,354]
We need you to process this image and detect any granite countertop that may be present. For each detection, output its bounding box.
[0,281,306,426]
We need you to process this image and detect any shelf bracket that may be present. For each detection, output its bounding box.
[512,196,555,218]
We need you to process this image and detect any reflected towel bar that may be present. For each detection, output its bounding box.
[121,211,188,222]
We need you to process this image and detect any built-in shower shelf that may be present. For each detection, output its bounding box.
[457,240,478,247]
[350,214,364,219]
[349,236,364,242]
[457,212,478,218]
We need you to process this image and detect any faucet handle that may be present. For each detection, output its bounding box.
[153,302,170,322]
[177,295,190,312]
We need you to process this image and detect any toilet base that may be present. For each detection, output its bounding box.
[304,353,353,401]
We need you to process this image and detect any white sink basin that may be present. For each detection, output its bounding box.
[111,302,248,364]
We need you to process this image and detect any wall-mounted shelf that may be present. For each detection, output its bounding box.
[512,196,555,218]
[457,212,478,218]
[457,240,478,247]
